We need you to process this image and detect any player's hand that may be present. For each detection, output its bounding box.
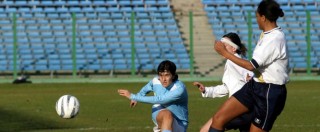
[118,89,131,99]
[193,82,205,93]
[214,40,227,56]
[246,73,252,82]
[130,100,137,108]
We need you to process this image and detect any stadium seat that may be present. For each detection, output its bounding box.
[202,0,320,69]
[0,0,191,73]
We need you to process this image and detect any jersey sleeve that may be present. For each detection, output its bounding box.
[135,80,153,96]
[202,84,229,98]
[130,83,185,104]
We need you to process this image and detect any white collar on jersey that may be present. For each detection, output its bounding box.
[264,27,281,34]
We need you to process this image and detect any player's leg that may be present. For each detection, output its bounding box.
[152,106,186,132]
[156,109,173,131]
[209,96,249,131]
[203,112,252,132]
[171,117,186,132]
[249,124,266,132]
[200,118,212,132]
[250,83,287,131]
[224,112,252,132]
[208,79,255,131]
[152,104,164,132]
[153,126,161,132]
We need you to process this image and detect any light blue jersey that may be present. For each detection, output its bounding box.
[130,77,189,128]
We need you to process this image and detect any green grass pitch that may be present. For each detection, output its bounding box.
[0,81,319,132]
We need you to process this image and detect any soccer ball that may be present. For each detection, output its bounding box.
[56,95,80,119]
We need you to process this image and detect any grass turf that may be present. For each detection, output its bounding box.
[0,81,319,131]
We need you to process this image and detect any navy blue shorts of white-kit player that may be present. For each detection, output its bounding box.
[233,79,287,131]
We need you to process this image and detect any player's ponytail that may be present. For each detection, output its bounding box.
[238,44,247,57]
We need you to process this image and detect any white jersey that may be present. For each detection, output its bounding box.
[202,54,253,98]
[250,27,289,85]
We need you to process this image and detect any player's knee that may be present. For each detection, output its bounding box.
[212,113,227,126]
[156,110,173,129]
[157,109,173,122]
[159,109,173,119]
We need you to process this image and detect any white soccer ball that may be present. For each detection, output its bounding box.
[56,95,80,119]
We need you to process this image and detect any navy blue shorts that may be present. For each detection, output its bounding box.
[225,112,252,131]
[233,79,287,131]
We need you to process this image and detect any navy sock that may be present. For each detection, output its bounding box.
[208,127,224,132]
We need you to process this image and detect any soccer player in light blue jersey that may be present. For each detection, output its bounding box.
[118,60,188,132]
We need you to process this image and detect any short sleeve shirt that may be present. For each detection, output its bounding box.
[250,27,289,85]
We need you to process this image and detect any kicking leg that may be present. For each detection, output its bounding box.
[200,118,212,132]
[250,124,267,132]
[224,112,252,131]
[210,96,249,130]
[156,109,173,131]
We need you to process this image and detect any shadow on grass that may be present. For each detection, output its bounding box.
[0,108,72,132]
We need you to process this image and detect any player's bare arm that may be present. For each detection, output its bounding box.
[214,41,255,71]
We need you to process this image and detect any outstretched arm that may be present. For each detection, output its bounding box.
[118,89,137,108]
[193,81,229,98]
[136,80,154,96]
[118,89,131,99]
[203,85,229,98]
[130,85,185,104]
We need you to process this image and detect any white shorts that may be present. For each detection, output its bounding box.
[152,104,186,132]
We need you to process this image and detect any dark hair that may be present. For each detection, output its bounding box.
[222,32,247,57]
[157,60,178,81]
[257,0,284,22]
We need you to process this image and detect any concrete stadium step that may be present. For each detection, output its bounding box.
[171,0,224,77]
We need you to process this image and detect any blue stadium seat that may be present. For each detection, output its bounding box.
[57,7,69,13]
[35,64,48,71]
[44,7,56,13]
[92,0,106,5]
[87,64,101,70]
[145,0,156,5]
[28,1,39,6]
[20,65,34,71]
[145,37,157,43]
[34,49,45,55]
[0,0,190,73]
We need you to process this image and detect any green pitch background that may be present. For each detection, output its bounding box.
[0,81,319,132]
